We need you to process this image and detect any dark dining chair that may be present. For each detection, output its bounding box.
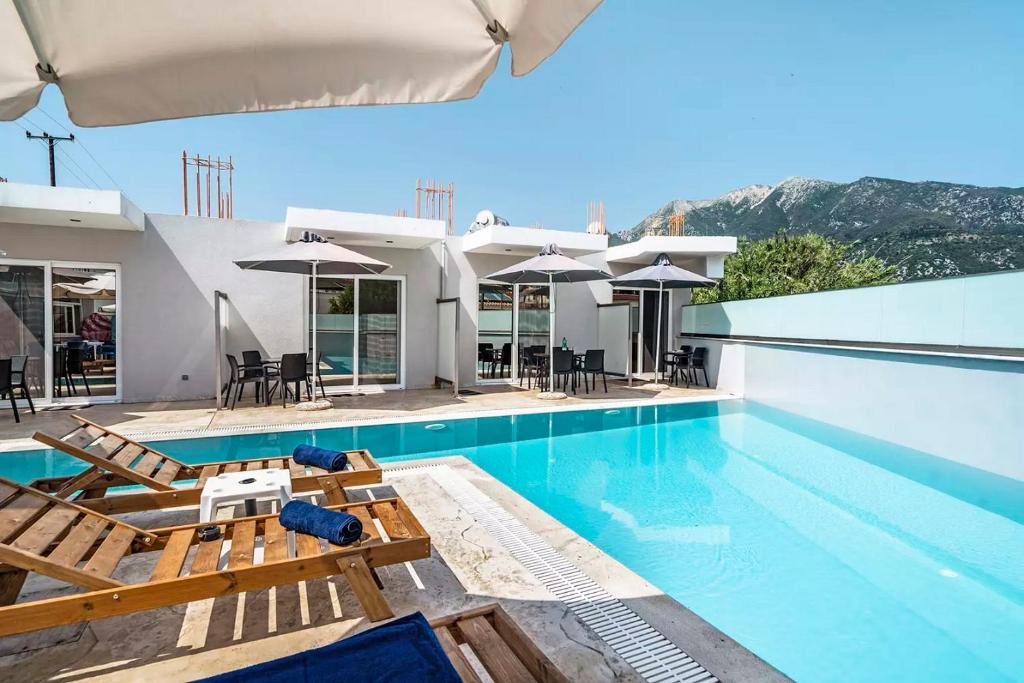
[579,349,608,394]
[551,348,576,394]
[0,359,20,423]
[477,343,493,375]
[687,347,710,387]
[278,353,311,407]
[490,342,513,379]
[9,355,35,415]
[225,354,266,409]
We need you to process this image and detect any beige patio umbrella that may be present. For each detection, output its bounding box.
[1,0,602,126]
[235,232,390,409]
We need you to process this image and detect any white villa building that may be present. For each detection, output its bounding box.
[0,183,735,405]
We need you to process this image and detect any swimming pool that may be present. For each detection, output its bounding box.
[5,400,1023,682]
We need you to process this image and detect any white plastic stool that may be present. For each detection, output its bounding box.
[200,468,295,557]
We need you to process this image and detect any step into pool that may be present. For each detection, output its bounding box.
[5,400,1023,682]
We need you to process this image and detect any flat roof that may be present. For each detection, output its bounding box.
[461,225,608,257]
[0,183,144,231]
[285,207,445,249]
[605,235,737,264]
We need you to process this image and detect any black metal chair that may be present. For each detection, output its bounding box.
[477,343,493,376]
[490,342,512,379]
[278,353,310,407]
[0,359,20,423]
[579,349,608,394]
[241,350,279,403]
[551,348,576,394]
[9,355,35,415]
[665,345,692,385]
[687,347,709,387]
[225,354,267,409]
[62,347,91,396]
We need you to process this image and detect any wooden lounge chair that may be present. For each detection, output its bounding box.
[430,604,570,683]
[30,415,382,515]
[0,475,430,636]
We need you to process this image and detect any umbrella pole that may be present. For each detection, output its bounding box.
[311,260,318,402]
[549,273,556,393]
[654,280,664,383]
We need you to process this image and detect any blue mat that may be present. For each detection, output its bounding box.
[195,612,460,682]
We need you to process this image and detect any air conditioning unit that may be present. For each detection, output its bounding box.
[469,209,510,232]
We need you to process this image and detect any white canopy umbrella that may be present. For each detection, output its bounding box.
[1,0,602,125]
[234,232,390,408]
[485,244,610,399]
[611,253,715,386]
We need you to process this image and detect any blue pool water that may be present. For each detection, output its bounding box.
[5,400,1023,682]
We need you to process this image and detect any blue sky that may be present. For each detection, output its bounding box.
[2,0,1021,233]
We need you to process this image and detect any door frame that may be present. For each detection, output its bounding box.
[306,273,406,393]
[475,281,552,385]
[0,258,123,405]
[612,286,675,378]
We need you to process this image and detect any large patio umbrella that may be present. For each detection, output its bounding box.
[485,244,610,399]
[610,253,714,385]
[234,232,390,408]
[1,0,602,125]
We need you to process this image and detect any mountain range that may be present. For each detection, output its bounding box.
[614,176,1024,280]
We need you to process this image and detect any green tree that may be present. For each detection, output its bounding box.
[691,231,897,304]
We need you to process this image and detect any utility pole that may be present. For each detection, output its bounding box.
[25,131,75,186]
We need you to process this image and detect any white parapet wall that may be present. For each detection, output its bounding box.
[681,271,1024,482]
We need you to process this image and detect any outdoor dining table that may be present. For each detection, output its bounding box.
[666,349,693,386]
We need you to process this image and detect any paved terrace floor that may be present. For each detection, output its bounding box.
[0,380,730,449]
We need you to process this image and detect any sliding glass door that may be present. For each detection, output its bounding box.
[612,286,672,377]
[476,281,552,384]
[308,275,404,392]
[0,259,121,404]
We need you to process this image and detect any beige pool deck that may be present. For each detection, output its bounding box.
[0,384,788,682]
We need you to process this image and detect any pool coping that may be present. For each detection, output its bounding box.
[397,455,789,682]
[0,392,738,453]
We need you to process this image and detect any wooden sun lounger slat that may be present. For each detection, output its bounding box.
[288,459,305,477]
[153,461,181,485]
[229,520,257,569]
[372,501,410,540]
[47,517,108,567]
[90,434,125,459]
[0,494,52,543]
[222,463,242,474]
[190,534,224,574]
[0,483,19,505]
[244,460,263,472]
[12,507,79,555]
[346,450,369,470]
[131,451,163,478]
[433,626,484,683]
[196,465,220,488]
[295,532,322,558]
[149,530,193,581]
[111,443,145,469]
[263,517,288,563]
[309,466,328,476]
[457,615,536,683]
[347,505,379,544]
[64,425,103,450]
[267,458,284,471]
[82,525,136,578]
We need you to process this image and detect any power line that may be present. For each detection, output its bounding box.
[24,130,76,186]
[55,146,101,189]
[34,107,124,191]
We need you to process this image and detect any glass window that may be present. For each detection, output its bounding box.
[477,282,514,380]
[311,277,355,389]
[52,267,118,398]
[0,264,46,401]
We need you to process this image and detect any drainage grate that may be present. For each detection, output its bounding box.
[387,464,718,683]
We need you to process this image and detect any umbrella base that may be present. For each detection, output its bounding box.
[640,383,671,390]
[295,399,333,411]
[537,391,568,400]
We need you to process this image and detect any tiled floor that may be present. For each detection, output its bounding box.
[0,381,729,449]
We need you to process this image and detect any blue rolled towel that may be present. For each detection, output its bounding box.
[292,444,348,472]
[279,500,363,545]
